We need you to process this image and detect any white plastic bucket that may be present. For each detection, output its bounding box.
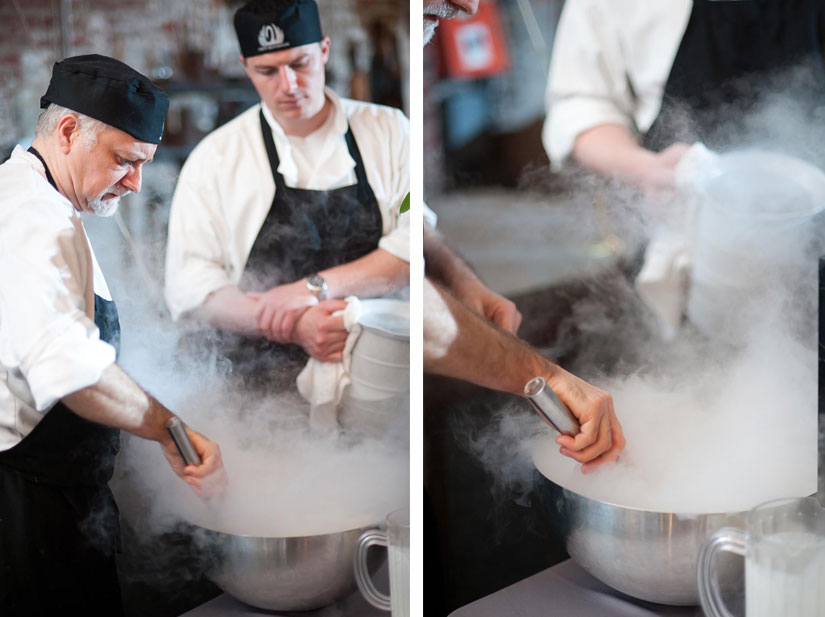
[686,150,825,344]
[340,299,409,434]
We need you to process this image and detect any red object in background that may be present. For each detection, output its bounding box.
[437,1,510,80]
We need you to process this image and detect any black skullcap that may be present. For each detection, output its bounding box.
[40,54,169,144]
[234,0,323,58]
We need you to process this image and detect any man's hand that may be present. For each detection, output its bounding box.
[161,426,227,498]
[248,280,317,342]
[292,299,349,362]
[637,142,692,200]
[453,278,522,334]
[545,367,625,474]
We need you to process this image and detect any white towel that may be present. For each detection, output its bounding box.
[296,297,363,432]
[635,143,718,340]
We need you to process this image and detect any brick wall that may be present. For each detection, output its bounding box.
[0,0,408,149]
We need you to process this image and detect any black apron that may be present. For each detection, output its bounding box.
[0,148,123,617]
[645,0,825,152]
[213,109,383,386]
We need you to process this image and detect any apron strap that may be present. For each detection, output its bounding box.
[27,146,58,190]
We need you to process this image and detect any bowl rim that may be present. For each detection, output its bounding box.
[534,469,752,518]
[185,519,383,540]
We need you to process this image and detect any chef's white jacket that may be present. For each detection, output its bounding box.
[543,0,693,167]
[165,88,410,321]
[0,147,116,451]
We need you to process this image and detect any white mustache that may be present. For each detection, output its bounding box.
[423,3,462,20]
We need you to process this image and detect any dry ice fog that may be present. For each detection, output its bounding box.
[82,192,409,577]
[451,72,825,516]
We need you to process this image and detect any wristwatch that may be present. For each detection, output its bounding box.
[306,273,327,301]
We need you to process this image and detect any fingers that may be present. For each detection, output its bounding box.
[556,413,601,452]
[318,350,344,363]
[556,409,626,474]
[318,299,348,314]
[580,443,623,474]
[320,314,346,333]
[558,413,610,462]
[179,430,227,498]
[257,302,277,339]
[484,295,521,335]
[309,334,347,361]
[276,307,307,342]
[496,304,522,334]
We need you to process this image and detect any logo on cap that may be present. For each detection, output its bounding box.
[258,24,287,51]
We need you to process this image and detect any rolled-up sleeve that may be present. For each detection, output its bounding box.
[164,164,235,321]
[0,210,115,412]
[374,107,411,263]
[542,0,636,167]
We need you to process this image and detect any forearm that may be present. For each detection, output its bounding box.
[423,226,483,293]
[193,285,260,336]
[62,364,175,445]
[423,278,552,395]
[572,123,657,188]
[320,248,409,298]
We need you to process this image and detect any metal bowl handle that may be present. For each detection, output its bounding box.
[354,529,391,611]
[697,527,746,617]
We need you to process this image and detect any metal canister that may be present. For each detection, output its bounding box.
[166,416,201,466]
[523,376,580,436]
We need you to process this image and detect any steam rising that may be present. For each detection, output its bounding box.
[448,81,825,516]
[82,173,408,568]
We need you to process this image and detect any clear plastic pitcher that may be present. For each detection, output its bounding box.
[354,508,410,616]
[697,496,825,617]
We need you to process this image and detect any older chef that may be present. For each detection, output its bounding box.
[0,55,224,617]
[165,0,410,379]
[544,0,825,194]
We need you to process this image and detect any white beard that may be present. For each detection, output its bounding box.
[424,18,439,45]
[87,191,124,217]
[424,3,462,46]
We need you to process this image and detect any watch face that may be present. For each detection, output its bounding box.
[307,274,327,293]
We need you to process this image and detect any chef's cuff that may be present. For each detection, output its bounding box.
[379,226,410,263]
[543,99,633,169]
[23,315,116,411]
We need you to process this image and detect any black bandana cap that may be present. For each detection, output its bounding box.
[234,0,323,58]
[40,54,169,144]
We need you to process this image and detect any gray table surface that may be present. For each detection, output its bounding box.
[179,589,385,617]
[180,564,389,617]
[449,560,707,617]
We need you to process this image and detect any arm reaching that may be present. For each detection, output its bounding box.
[424,278,624,471]
[62,364,225,496]
[573,124,690,198]
[424,226,521,334]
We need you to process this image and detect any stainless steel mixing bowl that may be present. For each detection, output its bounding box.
[532,469,746,605]
[192,523,382,611]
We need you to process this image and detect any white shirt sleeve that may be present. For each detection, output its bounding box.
[0,176,115,412]
[423,202,438,229]
[371,107,411,263]
[542,0,692,167]
[164,158,236,321]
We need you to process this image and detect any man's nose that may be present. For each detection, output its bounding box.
[451,0,479,15]
[121,165,142,193]
[279,66,298,92]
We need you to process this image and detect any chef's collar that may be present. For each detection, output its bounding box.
[234,0,323,58]
[40,54,168,144]
[260,87,347,139]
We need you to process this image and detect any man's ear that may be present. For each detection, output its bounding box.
[319,37,331,64]
[55,114,80,154]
